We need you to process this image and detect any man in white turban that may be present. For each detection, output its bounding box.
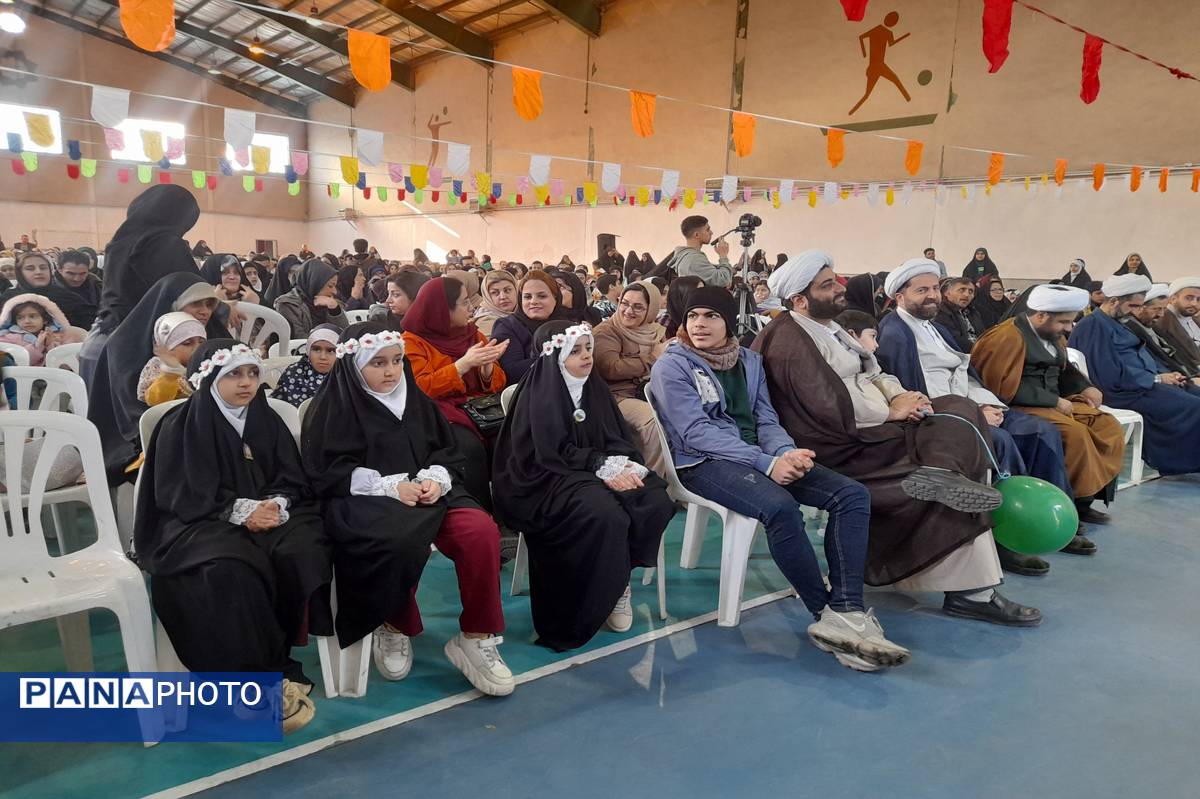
[1124,283,1198,378]
[1156,276,1200,369]
[754,252,1043,628]
[1068,271,1200,475]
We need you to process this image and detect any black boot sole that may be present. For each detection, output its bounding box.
[901,467,1002,513]
[943,604,1044,627]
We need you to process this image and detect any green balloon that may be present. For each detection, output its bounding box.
[991,476,1078,555]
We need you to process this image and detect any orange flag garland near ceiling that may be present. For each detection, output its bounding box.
[904,140,923,175]
[827,129,845,167]
[512,67,544,121]
[1092,163,1105,190]
[987,152,1004,185]
[120,0,175,52]
[1129,166,1142,192]
[348,29,392,92]
[629,90,656,138]
[1054,158,1067,185]
[732,112,756,157]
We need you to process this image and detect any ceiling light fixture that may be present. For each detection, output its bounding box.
[0,11,26,33]
[306,3,321,26]
[207,67,222,75]
[248,34,266,56]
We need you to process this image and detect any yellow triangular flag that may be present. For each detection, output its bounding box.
[682,187,695,208]
[251,145,271,175]
[141,129,164,161]
[410,164,429,189]
[340,156,360,185]
[24,113,54,148]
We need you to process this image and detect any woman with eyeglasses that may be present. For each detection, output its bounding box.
[592,281,669,475]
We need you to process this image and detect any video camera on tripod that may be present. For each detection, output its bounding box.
[710,213,767,342]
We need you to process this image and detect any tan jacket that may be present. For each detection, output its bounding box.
[592,319,660,400]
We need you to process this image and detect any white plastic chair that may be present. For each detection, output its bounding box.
[0,341,31,366]
[269,338,309,358]
[45,342,83,372]
[0,411,162,744]
[345,309,371,324]
[1066,347,1146,488]
[646,386,761,627]
[5,366,88,416]
[232,303,290,353]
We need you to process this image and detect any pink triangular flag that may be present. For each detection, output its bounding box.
[291,151,309,176]
[428,166,443,188]
[234,147,250,167]
[388,163,404,183]
[549,178,564,200]
[103,127,125,151]
[166,137,185,160]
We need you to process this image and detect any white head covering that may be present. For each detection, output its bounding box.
[1101,273,1152,299]
[347,331,408,422]
[206,346,263,438]
[307,325,340,348]
[153,311,206,350]
[172,282,219,310]
[1167,276,1200,298]
[1027,284,1089,313]
[1144,283,1169,303]
[545,324,593,410]
[1070,258,1085,271]
[768,249,834,301]
[884,258,941,298]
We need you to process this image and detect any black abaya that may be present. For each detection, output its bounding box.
[492,321,674,651]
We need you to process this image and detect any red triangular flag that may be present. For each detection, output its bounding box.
[840,0,869,22]
[1080,34,1103,104]
[255,178,264,192]
[398,189,406,201]
[206,175,218,190]
[432,191,440,202]
[117,168,130,183]
[363,186,372,199]
[67,163,81,180]
[159,171,171,184]
[982,0,1014,73]
[11,159,24,176]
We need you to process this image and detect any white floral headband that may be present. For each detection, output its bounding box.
[188,344,260,389]
[540,323,592,357]
[335,329,405,359]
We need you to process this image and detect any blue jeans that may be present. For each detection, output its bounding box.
[679,460,869,617]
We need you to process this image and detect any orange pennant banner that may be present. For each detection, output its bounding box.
[1159,168,1169,193]
[827,129,845,168]
[1054,158,1067,185]
[120,0,175,52]
[629,90,656,138]
[987,152,1004,185]
[904,140,923,176]
[1129,166,1142,192]
[1092,163,1105,190]
[348,29,392,92]
[512,67,544,121]
[1192,169,1199,193]
[731,112,756,157]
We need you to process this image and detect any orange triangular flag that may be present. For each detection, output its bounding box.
[1159,168,1169,193]
[827,129,845,168]
[1192,169,1199,193]
[731,112,756,157]
[348,29,391,91]
[120,0,175,52]
[629,90,656,138]
[1092,163,1105,190]
[1054,158,1067,185]
[987,152,1004,185]
[512,67,544,121]
[1129,166,1142,192]
[904,140,923,175]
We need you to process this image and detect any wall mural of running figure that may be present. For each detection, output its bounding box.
[849,11,912,116]
[427,106,451,166]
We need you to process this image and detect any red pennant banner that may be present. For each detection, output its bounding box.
[11,158,24,176]
[363,186,372,199]
[982,0,1014,73]
[839,0,870,22]
[206,175,218,190]
[432,191,440,202]
[255,178,264,192]
[118,168,130,183]
[159,171,171,184]
[1081,34,1103,104]
[398,189,406,201]
[66,163,81,180]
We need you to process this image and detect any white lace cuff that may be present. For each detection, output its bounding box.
[595,455,649,481]
[228,496,289,526]
[415,466,452,496]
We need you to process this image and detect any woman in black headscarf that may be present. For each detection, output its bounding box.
[134,339,331,731]
[493,320,675,651]
[640,252,657,275]
[263,254,299,307]
[1060,258,1092,288]
[88,272,226,483]
[969,275,1012,332]
[962,247,1000,282]
[301,322,513,695]
[548,268,602,325]
[336,260,372,311]
[273,258,349,338]
[491,269,570,381]
[843,272,883,318]
[1114,252,1152,280]
[201,254,262,304]
[0,251,97,330]
[623,251,640,281]
[775,253,788,272]
[749,249,769,274]
[664,275,704,339]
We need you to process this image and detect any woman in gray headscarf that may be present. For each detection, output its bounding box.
[273,258,349,338]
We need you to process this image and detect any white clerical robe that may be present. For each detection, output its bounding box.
[894,307,1004,406]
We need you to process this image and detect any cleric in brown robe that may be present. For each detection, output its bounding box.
[1155,277,1200,375]
[971,284,1125,522]
[755,251,1042,628]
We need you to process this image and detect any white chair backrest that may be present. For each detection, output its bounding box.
[643,384,686,489]
[269,338,308,358]
[0,342,31,367]
[1,412,123,567]
[500,384,519,415]
[346,309,371,324]
[260,355,300,389]
[44,342,83,372]
[232,303,290,352]
[268,397,302,445]
[1066,347,1088,378]
[298,396,313,427]
[138,399,186,451]
[4,366,89,416]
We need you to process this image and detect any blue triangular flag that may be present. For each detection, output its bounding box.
[218,158,233,176]
[576,187,584,203]
[492,182,502,197]
[284,165,297,183]
[654,189,662,204]
[7,132,22,154]
[452,179,463,195]
[404,176,415,193]
[67,140,81,160]
[158,157,171,170]
[356,172,366,190]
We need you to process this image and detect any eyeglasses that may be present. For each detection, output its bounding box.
[618,300,647,314]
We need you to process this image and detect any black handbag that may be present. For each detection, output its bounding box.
[463,392,505,435]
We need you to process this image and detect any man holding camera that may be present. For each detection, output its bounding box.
[664,215,734,287]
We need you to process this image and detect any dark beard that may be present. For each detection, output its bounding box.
[907,300,939,320]
[807,296,846,320]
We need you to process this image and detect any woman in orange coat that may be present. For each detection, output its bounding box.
[402,276,508,510]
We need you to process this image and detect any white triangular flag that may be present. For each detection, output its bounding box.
[935,184,947,206]
[901,181,914,205]
[529,154,551,186]
[661,169,679,198]
[1055,184,1065,201]
[721,175,737,202]
[779,179,794,204]
[224,109,256,151]
[356,128,383,167]
[823,181,838,205]
[965,184,977,203]
[867,182,879,206]
[601,162,621,193]
[91,86,129,130]
[446,142,470,177]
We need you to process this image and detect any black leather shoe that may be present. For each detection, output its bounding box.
[997,544,1050,576]
[943,591,1043,627]
[1060,534,1098,555]
[901,466,1002,513]
[1076,504,1111,525]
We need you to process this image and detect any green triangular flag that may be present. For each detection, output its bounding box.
[508,193,517,207]
[243,175,255,193]
[413,189,424,204]
[449,192,457,206]
[80,158,97,178]
[137,164,152,183]
[287,181,301,197]
[330,183,340,198]
[21,152,38,172]
[377,186,387,201]
[192,170,206,189]
[564,195,572,206]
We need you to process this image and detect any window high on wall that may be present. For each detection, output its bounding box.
[225,132,290,174]
[110,118,187,164]
[0,103,63,155]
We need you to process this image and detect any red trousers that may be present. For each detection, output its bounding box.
[389,507,504,636]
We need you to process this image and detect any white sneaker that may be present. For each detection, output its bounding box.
[372,625,413,680]
[444,634,514,697]
[281,679,315,734]
[807,606,911,669]
[605,584,633,632]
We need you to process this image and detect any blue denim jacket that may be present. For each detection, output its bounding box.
[649,341,795,475]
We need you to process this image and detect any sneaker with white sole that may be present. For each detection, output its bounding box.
[372,625,413,680]
[605,584,633,632]
[444,634,514,696]
[807,606,911,669]
[281,679,315,734]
